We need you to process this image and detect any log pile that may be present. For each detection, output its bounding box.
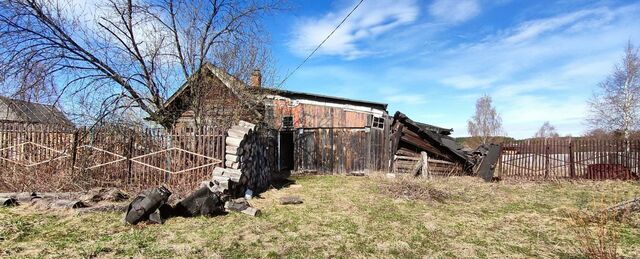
[224,120,274,195]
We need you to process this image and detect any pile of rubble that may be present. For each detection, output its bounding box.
[1,168,261,225]
[124,167,260,225]
[0,188,129,212]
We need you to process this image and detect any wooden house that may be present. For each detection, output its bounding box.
[0,96,73,127]
[163,63,391,175]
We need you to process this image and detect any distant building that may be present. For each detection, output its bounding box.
[0,96,73,127]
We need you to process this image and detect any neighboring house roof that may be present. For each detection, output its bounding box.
[164,62,261,110]
[163,63,389,118]
[393,111,470,164]
[266,88,388,111]
[0,96,74,126]
[161,63,264,125]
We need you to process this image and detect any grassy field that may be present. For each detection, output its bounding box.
[1,175,639,258]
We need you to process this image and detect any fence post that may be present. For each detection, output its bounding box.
[569,138,575,179]
[70,130,79,169]
[126,135,134,185]
[544,139,550,179]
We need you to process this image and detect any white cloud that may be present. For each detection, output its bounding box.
[503,8,613,44]
[288,0,419,59]
[428,0,481,24]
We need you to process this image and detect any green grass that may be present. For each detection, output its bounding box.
[1,175,639,258]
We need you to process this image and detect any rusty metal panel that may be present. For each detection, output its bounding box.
[270,100,370,129]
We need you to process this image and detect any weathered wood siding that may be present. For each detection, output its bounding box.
[293,127,389,174]
[172,76,261,131]
[270,99,369,129]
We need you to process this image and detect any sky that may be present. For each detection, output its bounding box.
[263,0,640,139]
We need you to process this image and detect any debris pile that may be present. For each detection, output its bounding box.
[123,166,262,225]
[0,188,130,211]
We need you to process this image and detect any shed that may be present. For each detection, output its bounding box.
[162,63,391,175]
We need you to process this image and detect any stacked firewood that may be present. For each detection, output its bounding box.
[223,120,273,195]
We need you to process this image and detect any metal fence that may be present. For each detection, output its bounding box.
[498,138,640,180]
[0,123,225,194]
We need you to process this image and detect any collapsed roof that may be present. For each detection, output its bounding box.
[391,111,470,165]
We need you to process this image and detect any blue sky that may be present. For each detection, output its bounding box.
[263,0,640,139]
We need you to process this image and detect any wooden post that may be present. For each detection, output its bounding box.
[568,138,575,179]
[420,151,430,179]
[70,130,79,169]
[126,135,135,185]
[544,139,550,179]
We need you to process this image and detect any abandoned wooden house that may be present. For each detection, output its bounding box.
[390,111,471,176]
[162,63,391,177]
[0,96,73,127]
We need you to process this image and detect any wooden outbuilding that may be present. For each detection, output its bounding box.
[390,111,471,176]
[162,63,391,175]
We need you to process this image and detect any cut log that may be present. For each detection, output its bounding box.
[80,188,128,203]
[225,154,239,163]
[228,128,249,139]
[222,168,242,182]
[226,146,243,155]
[32,199,88,209]
[225,198,260,216]
[230,125,252,134]
[225,137,243,147]
[212,167,226,177]
[224,160,235,168]
[279,196,303,205]
[76,204,127,214]
[238,120,256,130]
[0,192,39,203]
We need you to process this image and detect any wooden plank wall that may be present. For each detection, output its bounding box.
[293,126,390,174]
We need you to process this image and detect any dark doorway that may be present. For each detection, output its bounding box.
[279,131,294,171]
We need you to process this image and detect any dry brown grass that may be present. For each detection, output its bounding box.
[1,174,639,258]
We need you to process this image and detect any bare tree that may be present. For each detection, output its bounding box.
[0,0,281,127]
[587,42,640,149]
[534,121,559,139]
[467,94,503,145]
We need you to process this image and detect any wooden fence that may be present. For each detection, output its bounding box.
[392,155,465,177]
[0,123,225,194]
[498,138,640,180]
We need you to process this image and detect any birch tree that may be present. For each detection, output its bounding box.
[467,94,503,145]
[587,42,640,149]
[534,121,559,139]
